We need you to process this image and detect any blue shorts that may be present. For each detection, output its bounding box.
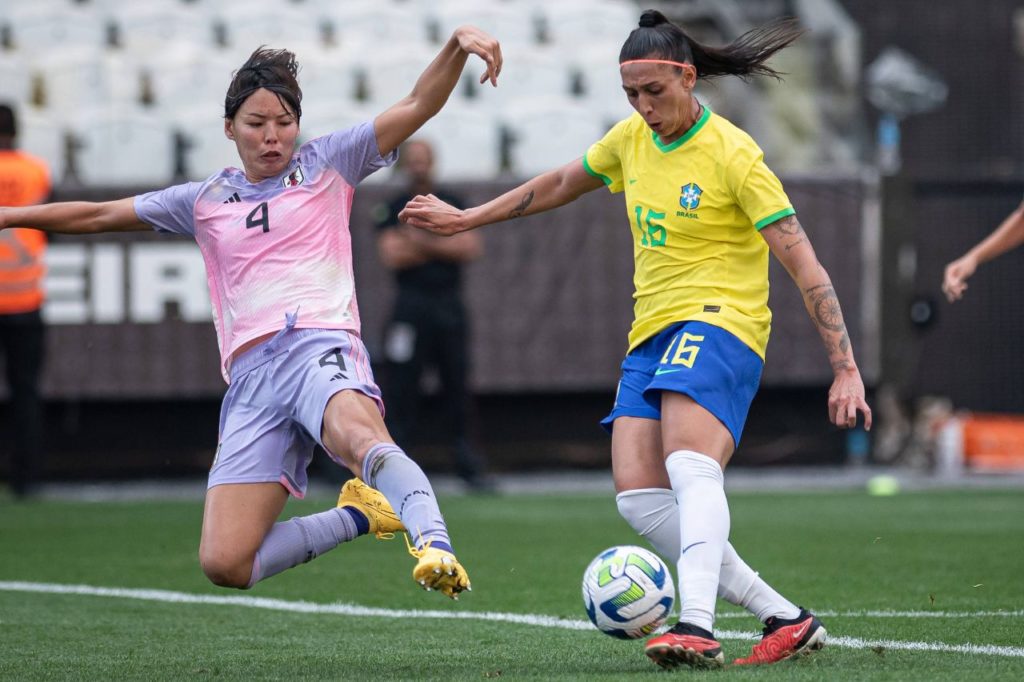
[601,321,763,447]
[210,327,383,498]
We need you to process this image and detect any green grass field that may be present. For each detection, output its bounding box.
[2,487,1023,680]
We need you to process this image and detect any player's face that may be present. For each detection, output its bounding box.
[620,61,697,143]
[224,88,299,183]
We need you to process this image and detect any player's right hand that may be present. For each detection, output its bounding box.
[452,25,503,87]
[399,194,468,236]
[942,255,977,303]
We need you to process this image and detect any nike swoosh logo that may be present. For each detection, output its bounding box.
[654,368,682,376]
[628,179,637,184]
[791,619,813,640]
[681,541,706,554]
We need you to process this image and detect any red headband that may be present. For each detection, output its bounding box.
[619,59,691,69]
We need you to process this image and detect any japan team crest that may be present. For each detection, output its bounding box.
[283,166,304,187]
[680,183,702,210]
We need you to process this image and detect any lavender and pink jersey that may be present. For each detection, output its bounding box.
[134,121,397,382]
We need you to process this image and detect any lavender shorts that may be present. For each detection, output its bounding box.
[209,327,383,498]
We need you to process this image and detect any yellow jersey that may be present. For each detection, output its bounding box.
[583,107,794,359]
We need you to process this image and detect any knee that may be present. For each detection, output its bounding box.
[199,548,254,589]
[616,488,676,534]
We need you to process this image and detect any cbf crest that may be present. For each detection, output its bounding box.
[680,183,702,210]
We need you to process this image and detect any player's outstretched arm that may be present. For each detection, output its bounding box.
[0,197,149,235]
[399,159,604,235]
[761,214,872,431]
[942,199,1024,303]
[373,26,502,157]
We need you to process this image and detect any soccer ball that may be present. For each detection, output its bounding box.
[581,545,675,639]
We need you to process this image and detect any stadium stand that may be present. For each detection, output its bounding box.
[2,0,638,184]
[73,109,176,186]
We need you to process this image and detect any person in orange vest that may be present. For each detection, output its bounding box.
[0,103,51,498]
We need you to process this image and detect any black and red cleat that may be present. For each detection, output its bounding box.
[645,621,725,670]
[733,608,827,666]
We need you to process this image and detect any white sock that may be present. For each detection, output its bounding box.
[616,487,800,622]
[665,450,729,632]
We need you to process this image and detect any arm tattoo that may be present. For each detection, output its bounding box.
[766,215,807,251]
[508,190,535,219]
[805,284,845,332]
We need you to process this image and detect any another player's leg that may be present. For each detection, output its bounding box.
[646,395,735,669]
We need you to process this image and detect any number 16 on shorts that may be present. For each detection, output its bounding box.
[658,332,704,371]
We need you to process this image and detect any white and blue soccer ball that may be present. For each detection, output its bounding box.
[581,545,675,639]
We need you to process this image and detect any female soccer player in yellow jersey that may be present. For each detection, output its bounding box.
[401,9,871,669]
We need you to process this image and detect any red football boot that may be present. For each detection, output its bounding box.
[733,608,827,666]
[645,621,724,670]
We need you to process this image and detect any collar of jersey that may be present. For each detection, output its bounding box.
[227,156,300,189]
[650,104,711,153]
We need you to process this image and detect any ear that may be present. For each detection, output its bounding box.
[681,63,698,89]
[224,118,235,141]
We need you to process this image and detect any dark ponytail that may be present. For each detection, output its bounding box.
[620,9,805,81]
[224,47,303,120]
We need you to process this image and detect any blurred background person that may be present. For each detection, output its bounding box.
[0,103,51,499]
[373,139,492,491]
[942,198,1024,303]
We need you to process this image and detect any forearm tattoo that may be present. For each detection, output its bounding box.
[766,215,808,251]
[508,190,535,219]
[804,283,852,371]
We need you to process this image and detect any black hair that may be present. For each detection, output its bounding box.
[224,47,302,120]
[0,103,16,138]
[620,9,805,81]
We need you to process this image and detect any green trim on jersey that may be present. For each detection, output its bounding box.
[582,155,613,186]
[754,207,796,230]
[651,105,712,153]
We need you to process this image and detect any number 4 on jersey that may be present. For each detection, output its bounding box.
[246,202,270,233]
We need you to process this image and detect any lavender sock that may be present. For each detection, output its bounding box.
[247,507,359,588]
[361,442,452,553]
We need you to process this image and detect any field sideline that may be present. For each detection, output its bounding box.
[2,486,1022,680]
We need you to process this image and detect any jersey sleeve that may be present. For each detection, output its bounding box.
[309,121,399,186]
[133,182,202,236]
[583,120,626,193]
[733,153,795,230]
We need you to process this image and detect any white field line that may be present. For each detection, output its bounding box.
[1,581,1023,659]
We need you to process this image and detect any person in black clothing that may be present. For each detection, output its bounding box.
[373,139,492,490]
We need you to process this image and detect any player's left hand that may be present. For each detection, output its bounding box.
[828,367,872,430]
[453,25,503,86]
[399,194,468,236]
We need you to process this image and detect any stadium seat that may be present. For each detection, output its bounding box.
[468,46,573,112]
[295,46,362,113]
[571,46,636,127]
[0,52,35,109]
[414,104,502,181]
[541,0,636,48]
[503,99,611,177]
[215,2,325,53]
[432,0,540,46]
[72,108,177,186]
[361,44,452,109]
[113,2,219,54]
[311,0,433,48]
[35,49,142,113]
[4,4,110,55]
[144,48,242,114]
[16,107,68,185]
[176,107,241,181]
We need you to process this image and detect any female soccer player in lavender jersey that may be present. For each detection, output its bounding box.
[0,27,504,600]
